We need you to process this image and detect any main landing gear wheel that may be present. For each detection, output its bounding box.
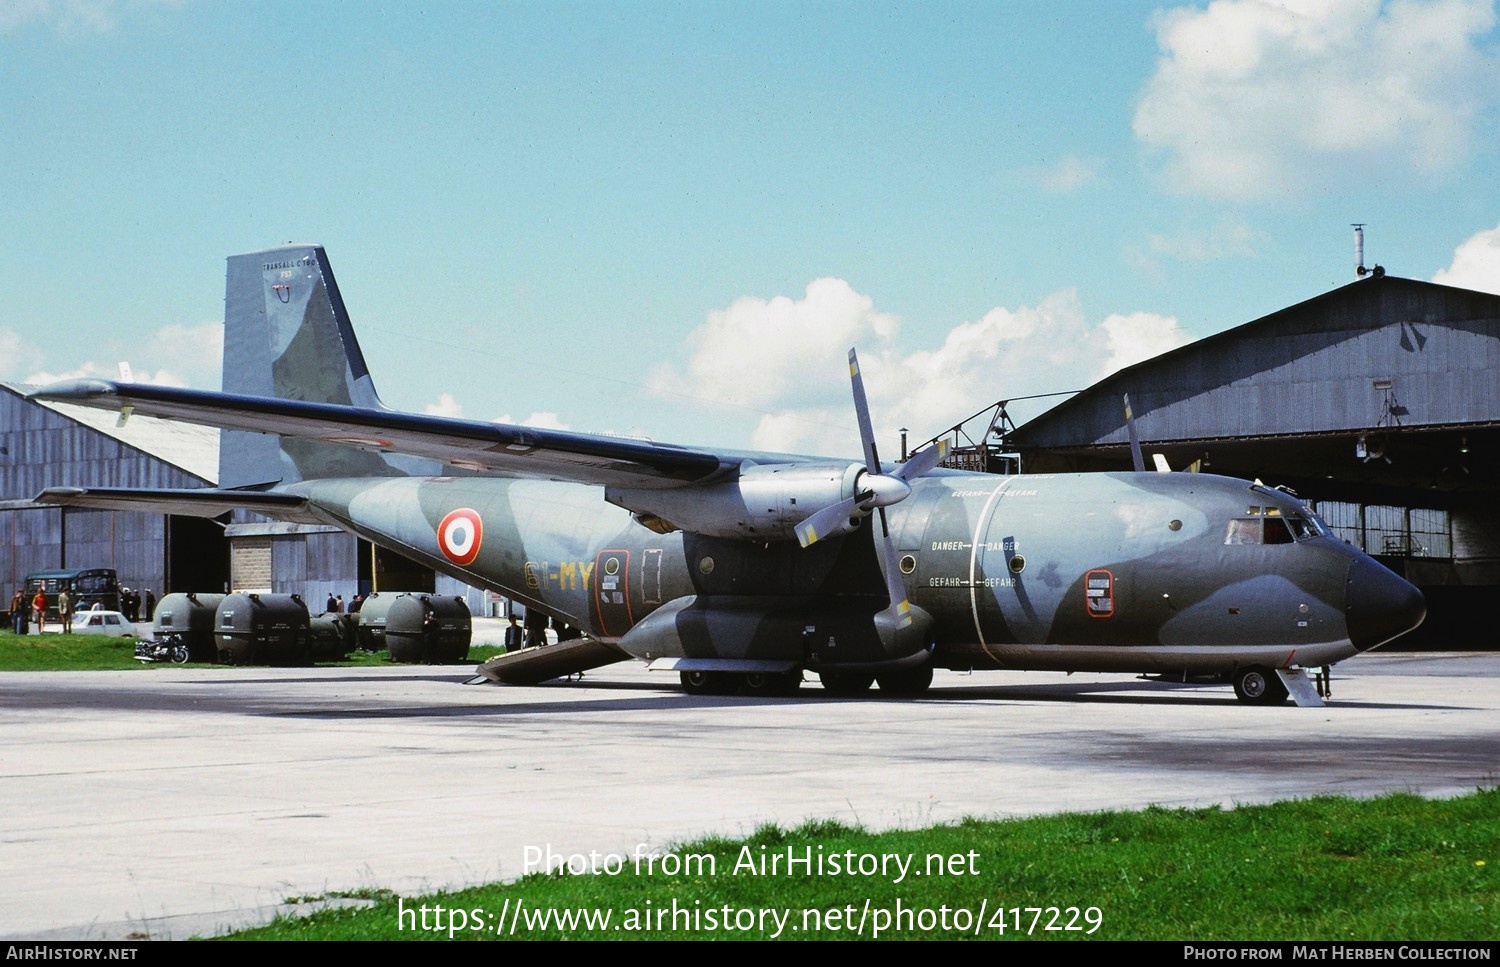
[876,665,933,696]
[1232,666,1289,705]
[818,671,875,696]
[679,670,736,695]
[743,671,802,696]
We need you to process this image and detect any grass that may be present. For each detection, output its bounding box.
[226,789,1498,941]
[0,631,506,671]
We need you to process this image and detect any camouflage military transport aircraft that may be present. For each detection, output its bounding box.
[30,244,1425,704]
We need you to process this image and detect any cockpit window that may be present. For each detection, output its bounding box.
[1286,511,1325,540]
[1226,519,1260,544]
[1226,510,1323,544]
[1225,517,1294,544]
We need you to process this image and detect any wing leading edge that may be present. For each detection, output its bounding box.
[29,378,738,490]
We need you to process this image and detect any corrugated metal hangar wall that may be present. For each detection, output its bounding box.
[0,386,226,602]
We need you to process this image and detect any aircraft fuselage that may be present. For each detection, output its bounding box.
[289,468,1422,681]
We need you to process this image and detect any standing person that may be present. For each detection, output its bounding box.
[32,587,47,633]
[325,593,337,613]
[58,584,73,635]
[144,589,156,621]
[335,595,344,614]
[10,589,26,634]
[503,614,523,652]
[523,607,548,648]
[421,600,439,664]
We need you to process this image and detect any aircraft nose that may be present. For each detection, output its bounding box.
[1345,556,1426,651]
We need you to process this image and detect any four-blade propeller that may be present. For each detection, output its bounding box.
[793,349,947,627]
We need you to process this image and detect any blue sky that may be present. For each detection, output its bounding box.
[3,0,1497,459]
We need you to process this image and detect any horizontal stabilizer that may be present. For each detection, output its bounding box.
[33,486,320,523]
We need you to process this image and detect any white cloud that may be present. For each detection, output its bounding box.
[1135,0,1498,200]
[663,282,1187,458]
[493,411,570,430]
[138,322,222,388]
[18,320,222,391]
[1432,223,1500,293]
[1097,311,1190,374]
[0,0,181,34]
[424,393,464,417]
[650,278,899,413]
[24,360,190,388]
[0,329,45,381]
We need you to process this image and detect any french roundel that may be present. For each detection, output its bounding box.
[437,508,483,566]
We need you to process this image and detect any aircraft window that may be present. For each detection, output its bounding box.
[1226,518,1301,545]
[1286,514,1319,540]
[1225,519,1261,545]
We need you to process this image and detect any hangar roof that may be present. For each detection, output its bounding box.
[2,383,219,484]
[1008,275,1500,501]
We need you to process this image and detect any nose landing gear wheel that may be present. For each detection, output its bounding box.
[1233,666,1289,705]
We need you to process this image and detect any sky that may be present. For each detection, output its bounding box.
[2,0,1498,461]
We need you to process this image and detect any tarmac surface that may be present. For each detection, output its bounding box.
[1,638,1496,940]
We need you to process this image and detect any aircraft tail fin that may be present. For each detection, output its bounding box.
[220,244,417,487]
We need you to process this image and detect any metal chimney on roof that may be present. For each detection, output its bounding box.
[1353,224,1385,279]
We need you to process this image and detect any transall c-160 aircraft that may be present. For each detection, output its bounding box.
[30,244,1425,704]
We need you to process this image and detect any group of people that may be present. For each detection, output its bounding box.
[502,610,582,651]
[8,583,156,634]
[323,593,366,614]
[119,587,154,623]
[11,585,75,633]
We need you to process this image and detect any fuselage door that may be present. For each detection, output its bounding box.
[592,549,634,639]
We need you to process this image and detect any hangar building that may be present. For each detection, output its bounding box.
[1007,273,1500,645]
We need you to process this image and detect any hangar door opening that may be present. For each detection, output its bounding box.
[167,515,230,594]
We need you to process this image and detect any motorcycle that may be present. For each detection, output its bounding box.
[135,636,190,664]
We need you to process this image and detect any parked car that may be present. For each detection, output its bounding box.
[71,610,137,638]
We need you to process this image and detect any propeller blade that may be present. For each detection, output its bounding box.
[795,347,940,625]
[895,439,949,481]
[874,507,913,628]
[795,495,860,548]
[848,348,881,473]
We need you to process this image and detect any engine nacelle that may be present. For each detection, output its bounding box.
[617,594,934,670]
[606,462,863,541]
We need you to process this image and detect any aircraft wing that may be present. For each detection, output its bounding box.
[29,379,739,490]
[33,486,323,524]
